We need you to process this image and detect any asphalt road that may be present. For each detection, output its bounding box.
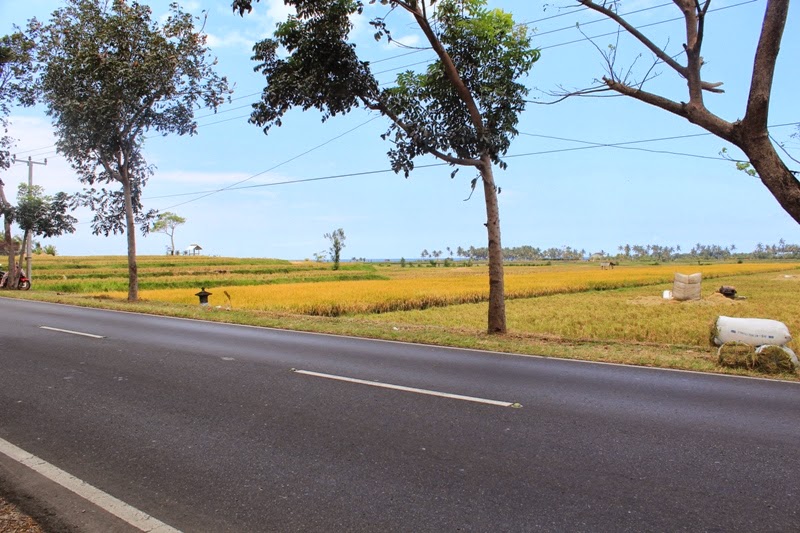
[1,297,798,532]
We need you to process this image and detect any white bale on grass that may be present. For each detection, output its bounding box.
[712,316,792,346]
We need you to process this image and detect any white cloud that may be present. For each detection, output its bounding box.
[4,115,82,195]
[265,0,294,22]
[206,31,256,51]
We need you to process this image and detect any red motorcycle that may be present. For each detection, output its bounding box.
[0,269,30,290]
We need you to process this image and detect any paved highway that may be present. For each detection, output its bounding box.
[1,298,798,532]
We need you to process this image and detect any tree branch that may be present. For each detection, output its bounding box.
[529,84,619,105]
[603,78,687,117]
[578,0,687,77]
[363,97,481,168]
[743,0,789,133]
[578,0,724,94]
[401,3,486,136]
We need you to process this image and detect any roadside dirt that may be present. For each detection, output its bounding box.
[0,496,44,533]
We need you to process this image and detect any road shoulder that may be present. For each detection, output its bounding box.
[0,451,140,533]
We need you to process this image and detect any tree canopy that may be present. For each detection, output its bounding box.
[234,0,538,333]
[0,30,35,172]
[15,183,77,278]
[30,0,230,300]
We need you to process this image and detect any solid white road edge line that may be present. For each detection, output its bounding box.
[39,326,105,339]
[0,437,180,533]
[294,369,520,408]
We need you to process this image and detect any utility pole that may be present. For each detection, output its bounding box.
[12,155,47,280]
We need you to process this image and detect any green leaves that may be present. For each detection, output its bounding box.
[381,0,538,173]
[250,0,376,132]
[240,0,537,176]
[15,183,77,239]
[31,0,229,236]
[0,29,36,171]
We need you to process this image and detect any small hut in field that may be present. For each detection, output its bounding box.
[185,244,203,256]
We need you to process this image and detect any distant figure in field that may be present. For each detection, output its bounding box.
[600,261,617,270]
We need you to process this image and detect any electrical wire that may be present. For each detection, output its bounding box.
[145,123,800,209]
[153,115,382,209]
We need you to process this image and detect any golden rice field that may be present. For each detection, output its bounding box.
[124,262,794,318]
[29,255,384,292]
[374,270,800,348]
[7,256,800,373]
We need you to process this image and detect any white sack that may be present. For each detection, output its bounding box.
[713,316,793,346]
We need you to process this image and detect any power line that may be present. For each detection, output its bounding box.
[146,123,800,208]
[515,132,730,162]
[9,0,759,160]
[370,0,758,79]
[532,2,673,37]
[518,5,587,27]
[539,0,757,51]
[153,115,381,209]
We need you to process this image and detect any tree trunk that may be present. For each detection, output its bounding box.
[739,134,800,225]
[122,176,139,301]
[3,218,16,289]
[480,157,507,334]
[23,229,32,281]
[0,181,18,289]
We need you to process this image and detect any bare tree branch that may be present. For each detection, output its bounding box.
[578,0,724,93]
[770,133,800,168]
[528,85,619,105]
[743,0,789,133]
[603,78,687,117]
[578,0,686,76]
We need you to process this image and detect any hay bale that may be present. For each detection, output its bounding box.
[709,319,721,347]
[717,342,754,369]
[673,272,702,301]
[753,345,798,374]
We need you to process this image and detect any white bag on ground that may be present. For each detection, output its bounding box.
[713,316,792,346]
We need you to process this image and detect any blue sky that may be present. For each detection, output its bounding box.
[1,0,799,259]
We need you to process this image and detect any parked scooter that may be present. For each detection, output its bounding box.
[0,269,30,290]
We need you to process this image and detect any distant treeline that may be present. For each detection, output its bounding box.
[439,241,800,262]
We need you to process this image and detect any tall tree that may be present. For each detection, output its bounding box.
[1,182,76,288]
[324,228,346,270]
[0,33,36,287]
[0,30,36,172]
[152,211,187,255]
[572,0,799,224]
[30,0,230,301]
[233,0,538,334]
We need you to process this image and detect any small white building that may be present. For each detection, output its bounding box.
[185,244,202,256]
